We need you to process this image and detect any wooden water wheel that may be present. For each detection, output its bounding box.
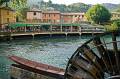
[65,32,120,79]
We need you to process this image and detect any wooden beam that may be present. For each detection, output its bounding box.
[112,32,120,74]
[93,37,111,73]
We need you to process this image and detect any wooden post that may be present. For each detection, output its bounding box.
[112,32,120,74]
[79,26,82,35]
[61,23,62,32]
[10,36,13,41]
[33,25,35,32]
[34,26,36,32]
[60,15,63,32]
[50,24,52,32]
[32,34,34,39]
[10,26,11,32]
[93,37,110,73]
[71,24,72,32]
[79,26,81,32]
[25,26,26,32]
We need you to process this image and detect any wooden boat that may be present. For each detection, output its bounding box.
[9,55,65,79]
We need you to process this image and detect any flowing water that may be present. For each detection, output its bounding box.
[0,35,92,79]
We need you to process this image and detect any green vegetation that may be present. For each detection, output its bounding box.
[112,4,120,12]
[105,20,120,32]
[9,0,28,22]
[115,7,120,12]
[9,23,81,29]
[28,0,120,12]
[31,0,90,12]
[85,4,111,24]
[0,0,26,6]
[14,7,30,22]
[101,3,120,12]
[0,0,10,5]
[66,3,90,12]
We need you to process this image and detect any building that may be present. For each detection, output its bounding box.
[27,8,42,23]
[27,10,61,23]
[61,13,85,23]
[26,8,86,24]
[111,12,120,20]
[0,7,16,31]
[42,11,61,23]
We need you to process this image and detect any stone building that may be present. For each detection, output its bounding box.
[42,11,61,23]
[27,8,42,23]
[111,12,120,20]
[0,7,16,31]
[61,13,85,23]
[26,8,86,24]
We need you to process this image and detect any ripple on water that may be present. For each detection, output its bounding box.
[0,36,91,79]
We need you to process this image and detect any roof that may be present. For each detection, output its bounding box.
[61,13,85,16]
[43,11,60,14]
[112,12,120,15]
[54,23,81,26]
[9,23,27,29]
[27,10,60,13]
[0,7,15,11]
[9,23,81,29]
[28,8,42,12]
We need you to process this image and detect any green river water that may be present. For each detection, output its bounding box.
[0,35,98,79]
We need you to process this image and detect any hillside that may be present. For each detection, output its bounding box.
[102,3,120,11]
[27,0,120,12]
[67,3,91,12]
[114,5,120,12]
[27,0,90,12]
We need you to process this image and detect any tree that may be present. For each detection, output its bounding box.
[86,4,111,24]
[105,20,120,32]
[0,0,10,5]
[0,0,27,7]
[116,8,120,12]
[48,0,52,4]
[20,7,30,20]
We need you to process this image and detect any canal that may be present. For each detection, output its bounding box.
[0,35,92,79]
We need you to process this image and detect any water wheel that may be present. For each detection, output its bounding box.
[65,32,120,79]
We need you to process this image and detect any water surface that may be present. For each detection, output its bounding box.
[0,35,91,79]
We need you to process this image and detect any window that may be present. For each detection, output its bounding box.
[33,17,37,20]
[118,15,120,17]
[34,12,36,15]
[82,15,84,17]
[7,18,9,23]
[44,14,46,17]
[7,11,9,15]
[49,14,50,17]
